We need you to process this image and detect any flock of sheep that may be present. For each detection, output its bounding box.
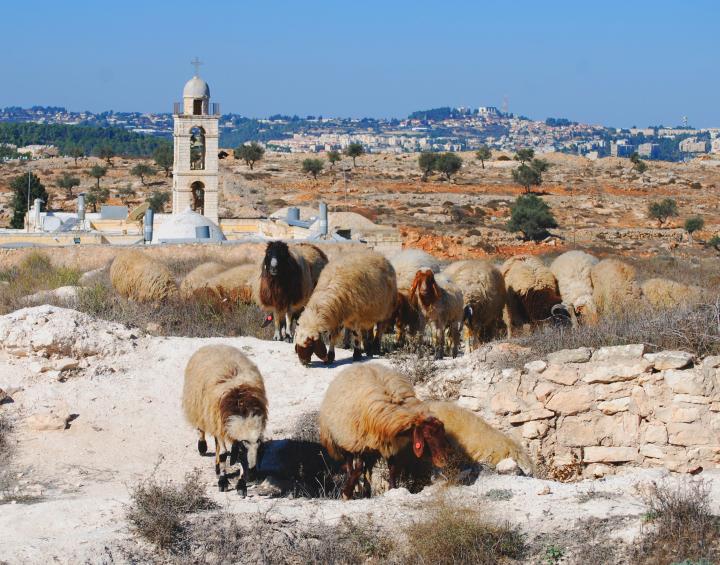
[105,241,697,498]
[110,244,700,365]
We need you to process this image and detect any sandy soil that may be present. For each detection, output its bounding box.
[1,307,719,564]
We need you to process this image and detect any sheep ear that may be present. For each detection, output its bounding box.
[230,441,240,466]
[412,426,425,457]
[431,279,441,302]
[463,305,473,322]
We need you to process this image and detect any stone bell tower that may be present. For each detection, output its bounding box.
[172,58,220,223]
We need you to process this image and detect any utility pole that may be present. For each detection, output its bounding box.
[26,168,31,233]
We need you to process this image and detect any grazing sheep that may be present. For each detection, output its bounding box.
[179,261,227,298]
[205,263,258,306]
[319,363,449,499]
[409,269,464,358]
[387,249,440,343]
[442,259,511,349]
[182,345,268,496]
[109,250,178,302]
[501,255,562,326]
[256,241,328,341]
[641,277,702,310]
[550,250,599,321]
[294,251,397,365]
[590,258,643,317]
[426,401,534,476]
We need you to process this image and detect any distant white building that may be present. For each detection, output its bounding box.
[679,138,709,153]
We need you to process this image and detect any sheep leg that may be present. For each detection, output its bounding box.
[360,453,379,498]
[352,332,363,361]
[434,324,445,360]
[387,456,399,490]
[197,429,207,455]
[272,311,283,341]
[341,455,364,500]
[284,312,294,342]
[450,323,460,358]
[216,437,230,492]
[362,330,374,358]
[374,322,385,355]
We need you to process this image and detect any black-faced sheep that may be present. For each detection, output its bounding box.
[550,250,598,322]
[426,401,534,476]
[409,269,464,359]
[294,251,397,366]
[501,255,562,327]
[590,258,643,318]
[319,363,449,499]
[442,259,511,349]
[257,241,328,342]
[179,261,227,298]
[110,250,178,302]
[182,345,268,496]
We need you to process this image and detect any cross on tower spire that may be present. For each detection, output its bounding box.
[191,57,203,77]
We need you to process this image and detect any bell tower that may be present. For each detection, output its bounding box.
[172,58,220,223]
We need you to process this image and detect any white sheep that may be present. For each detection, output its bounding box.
[590,258,643,318]
[182,344,268,496]
[550,250,599,322]
[501,255,562,327]
[294,251,397,365]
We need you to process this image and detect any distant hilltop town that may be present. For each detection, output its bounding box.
[1,104,719,162]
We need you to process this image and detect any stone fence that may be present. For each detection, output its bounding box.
[445,344,720,478]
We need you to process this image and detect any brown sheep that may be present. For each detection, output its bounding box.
[204,263,258,306]
[319,363,449,499]
[590,258,643,318]
[182,345,268,496]
[501,255,561,327]
[409,269,464,359]
[443,259,512,349]
[109,250,178,302]
[256,241,328,341]
[294,251,397,365]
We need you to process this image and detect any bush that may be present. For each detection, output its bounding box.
[404,497,525,565]
[634,480,720,564]
[234,142,265,170]
[301,158,324,180]
[707,235,720,250]
[507,194,558,241]
[648,198,679,227]
[436,152,463,181]
[388,337,438,385]
[126,470,216,549]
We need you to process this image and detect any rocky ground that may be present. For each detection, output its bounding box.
[2,151,719,260]
[0,306,718,564]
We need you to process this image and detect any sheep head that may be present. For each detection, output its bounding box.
[412,416,449,468]
[294,336,329,365]
[263,240,291,277]
[409,269,441,308]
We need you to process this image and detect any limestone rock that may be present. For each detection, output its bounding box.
[547,347,592,364]
[543,364,579,386]
[79,268,105,286]
[644,351,694,370]
[597,397,631,415]
[545,388,594,415]
[522,420,549,439]
[20,286,80,305]
[509,408,555,424]
[667,423,713,446]
[496,458,520,475]
[582,359,651,384]
[490,392,522,415]
[534,382,556,403]
[643,423,668,445]
[583,446,637,463]
[583,463,614,478]
[524,360,547,373]
[663,369,706,395]
[26,412,67,431]
[591,344,645,362]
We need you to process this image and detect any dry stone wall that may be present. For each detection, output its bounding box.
[440,344,720,478]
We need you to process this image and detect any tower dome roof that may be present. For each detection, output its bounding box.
[183,76,210,98]
[152,208,225,243]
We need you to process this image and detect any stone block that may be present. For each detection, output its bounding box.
[522,420,549,439]
[643,422,668,445]
[582,359,652,384]
[545,387,594,415]
[543,364,579,386]
[534,382,556,403]
[583,446,637,463]
[524,360,547,373]
[490,392,522,415]
[667,423,714,446]
[547,347,592,364]
[663,369,705,395]
[673,394,710,405]
[640,444,666,459]
[598,397,631,415]
[591,344,645,362]
[644,351,694,370]
[508,408,555,424]
[557,415,605,447]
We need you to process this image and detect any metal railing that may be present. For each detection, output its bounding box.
[173,102,220,116]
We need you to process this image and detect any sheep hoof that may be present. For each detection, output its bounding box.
[352,349,363,361]
[324,350,335,365]
[218,476,229,492]
[197,440,207,455]
[434,350,443,360]
[236,479,247,497]
[219,453,227,463]
[215,463,221,475]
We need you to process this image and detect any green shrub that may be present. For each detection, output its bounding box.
[507,194,558,241]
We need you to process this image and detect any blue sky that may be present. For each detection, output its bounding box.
[3,0,718,126]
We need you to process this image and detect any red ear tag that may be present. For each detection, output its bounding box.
[415,442,422,450]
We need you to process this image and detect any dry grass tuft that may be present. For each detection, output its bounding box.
[634,480,720,564]
[0,251,80,315]
[403,496,525,565]
[0,413,14,500]
[126,469,216,549]
[388,336,438,385]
